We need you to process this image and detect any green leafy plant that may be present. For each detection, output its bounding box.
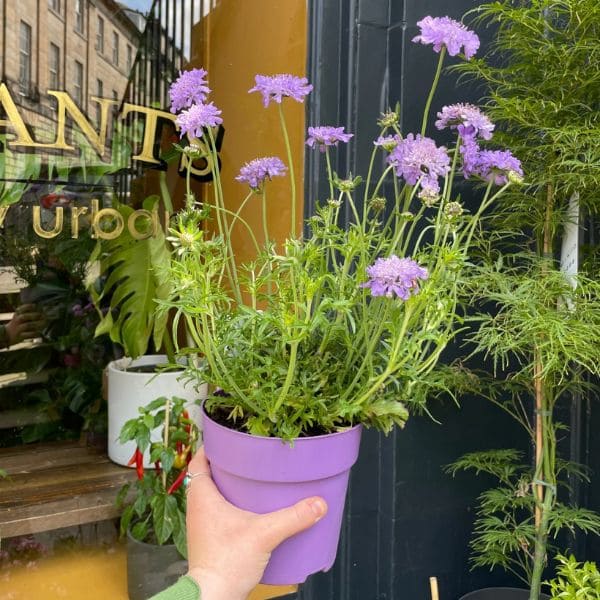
[116,396,199,557]
[447,2,600,598]
[91,196,173,360]
[162,18,522,440]
[547,555,600,599]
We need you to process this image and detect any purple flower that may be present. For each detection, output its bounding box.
[460,136,480,178]
[413,16,480,60]
[435,103,494,140]
[472,149,523,185]
[249,74,313,107]
[362,255,429,300]
[387,134,450,195]
[306,126,353,152]
[176,102,223,139]
[236,157,288,190]
[374,134,400,151]
[169,69,211,114]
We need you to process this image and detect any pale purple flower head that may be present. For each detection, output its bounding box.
[169,68,211,114]
[387,133,450,196]
[460,136,480,178]
[249,74,313,107]
[473,149,523,185]
[362,255,429,300]
[176,102,223,139]
[374,134,400,151]
[436,103,494,140]
[236,156,288,190]
[306,126,353,152]
[413,16,480,60]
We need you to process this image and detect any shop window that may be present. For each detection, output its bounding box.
[113,31,119,66]
[49,43,60,89]
[96,15,104,53]
[19,21,32,94]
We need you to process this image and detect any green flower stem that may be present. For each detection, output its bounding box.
[271,339,299,418]
[208,127,242,304]
[278,103,297,238]
[261,191,270,245]
[219,205,261,255]
[162,398,170,489]
[325,148,335,201]
[362,144,380,223]
[369,164,395,205]
[160,170,174,214]
[421,47,446,136]
[227,191,253,236]
[463,181,509,250]
[442,139,461,203]
[346,191,362,226]
[352,303,416,407]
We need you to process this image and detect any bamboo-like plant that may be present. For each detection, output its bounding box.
[447,2,600,598]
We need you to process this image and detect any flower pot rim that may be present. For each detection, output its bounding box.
[126,527,177,550]
[201,401,362,443]
[108,355,184,376]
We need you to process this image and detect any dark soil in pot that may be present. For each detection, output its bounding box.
[125,364,183,374]
[460,588,550,600]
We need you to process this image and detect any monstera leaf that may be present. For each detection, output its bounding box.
[91,197,171,359]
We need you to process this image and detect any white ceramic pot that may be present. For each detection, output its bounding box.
[107,354,206,467]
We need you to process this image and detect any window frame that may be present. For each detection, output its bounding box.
[112,31,119,66]
[49,42,60,90]
[74,0,84,34]
[19,21,32,93]
[74,60,84,106]
[96,15,104,53]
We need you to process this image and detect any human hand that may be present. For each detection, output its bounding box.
[185,447,327,600]
[4,304,46,345]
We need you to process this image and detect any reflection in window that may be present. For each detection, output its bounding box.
[19,21,32,93]
[96,79,103,123]
[75,0,84,34]
[48,0,60,14]
[96,15,104,53]
[49,43,60,89]
[127,44,133,71]
[112,31,119,66]
[74,60,83,106]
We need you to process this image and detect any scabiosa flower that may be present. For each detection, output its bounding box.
[412,16,480,60]
[374,134,400,152]
[169,68,211,113]
[435,103,494,140]
[176,102,223,139]
[460,136,480,178]
[306,126,353,152]
[472,149,523,185]
[362,255,429,300]
[236,156,288,190]
[387,133,450,195]
[249,74,313,107]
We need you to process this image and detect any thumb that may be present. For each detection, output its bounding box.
[257,497,328,552]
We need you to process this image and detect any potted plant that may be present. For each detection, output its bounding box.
[91,189,206,466]
[447,1,600,599]
[163,15,521,585]
[116,395,199,600]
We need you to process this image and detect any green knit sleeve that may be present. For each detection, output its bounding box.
[149,575,201,600]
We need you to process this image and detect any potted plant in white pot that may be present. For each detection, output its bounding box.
[162,14,521,585]
[90,194,206,466]
[116,395,200,599]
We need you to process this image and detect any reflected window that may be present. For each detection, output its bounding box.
[112,31,119,66]
[127,44,133,71]
[49,43,60,89]
[96,79,103,123]
[74,60,83,105]
[75,0,84,34]
[96,15,104,53]
[48,0,60,14]
[19,21,32,93]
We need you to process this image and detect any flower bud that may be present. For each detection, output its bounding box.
[444,201,463,219]
[378,110,399,128]
[369,196,386,212]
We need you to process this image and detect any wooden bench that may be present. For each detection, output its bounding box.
[0,440,135,538]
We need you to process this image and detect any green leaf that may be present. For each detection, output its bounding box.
[131,520,149,542]
[151,493,177,544]
[172,509,187,559]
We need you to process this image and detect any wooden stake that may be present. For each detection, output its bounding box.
[430,577,439,600]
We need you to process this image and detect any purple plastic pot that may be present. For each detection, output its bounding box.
[201,405,362,585]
